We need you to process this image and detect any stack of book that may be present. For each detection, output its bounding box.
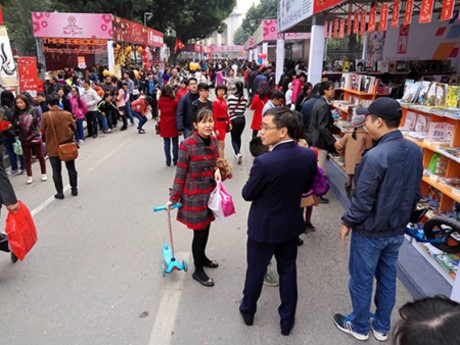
[401,80,457,108]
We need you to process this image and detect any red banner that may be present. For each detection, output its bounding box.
[397,24,410,54]
[392,0,400,28]
[314,0,346,14]
[419,0,434,23]
[441,0,454,21]
[354,11,359,34]
[404,0,414,25]
[324,20,329,38]
[380,4,389,31]
[347,12,352,35]
[369,6,377,32]
[113,17,147,44]
[360,11,366,34]
[333,17,339,37]
[339,18,345,38]
[18,57,39,96]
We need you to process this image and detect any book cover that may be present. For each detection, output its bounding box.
[447,85,460,108]
[377,61,389,73]
[435,83,448,107]
[405,111,418,131]
[415,114,430,133]
[350,73,361,91]
[425,82,437,106]
[403,80,421,103]
[427,122,448,142]
[417,81,431,104]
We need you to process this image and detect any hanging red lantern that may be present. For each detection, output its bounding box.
[144,64,150,70]
[143,56,149,63]
[141,50,147,57]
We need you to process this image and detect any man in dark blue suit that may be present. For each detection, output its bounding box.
[239,107,317,335]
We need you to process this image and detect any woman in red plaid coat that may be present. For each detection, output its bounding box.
[167,108,221,287]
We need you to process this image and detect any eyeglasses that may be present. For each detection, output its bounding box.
[260,125,279,131]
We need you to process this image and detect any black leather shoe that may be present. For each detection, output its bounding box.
[320,196,329,204]
[297,237,304,246]
[240,311,254,326]
[203,260,219,268]
[192,273,214,287]
[54,193,64,200]
[71,188,78,196]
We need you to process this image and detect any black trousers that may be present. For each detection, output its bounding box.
[240,237,298,329]
[192,225,210,269]
[49,156,78,193]
[230,116,245,155]
[85,111,99,136]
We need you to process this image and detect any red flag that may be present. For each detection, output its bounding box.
[369,6,377,32]
[404,0,414,25]
[441,0,454,20]
[354,11,359,34]
[339,18,345,38]
[174,39,184,53]
[419,0,434,23]
[360,11,366,35]
[392,0,400,28]
[380,4,389,31]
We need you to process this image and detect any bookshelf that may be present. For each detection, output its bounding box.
[401,104,460,283]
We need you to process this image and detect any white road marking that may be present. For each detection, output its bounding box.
[29,139,132,217]
[149,252,190,345]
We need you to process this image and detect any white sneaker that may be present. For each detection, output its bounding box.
[41,174,47,182]
[237,153,243,165]
[78,140,84,145]
[26,176,33,184]
[370,316,388,342]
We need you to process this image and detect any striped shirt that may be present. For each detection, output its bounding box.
[227,95,248,120]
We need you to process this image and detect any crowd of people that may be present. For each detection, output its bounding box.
[0,57,455,343]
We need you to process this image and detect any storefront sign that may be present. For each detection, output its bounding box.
[211,45,245,53]
[397,24,410,54]
[392,0,400,28]
[278,0,313,32]
[42,38,107,45]
[353,11,359,34]
[313,0,346,14]
[368,6,377,32]
[379,4,389,31]
[146,28,164,48]
[112,17,146,44]
[32,12,113,39]
[404,0,414,25]
[441,0,455,21]
[339,18,345,38]
[419,0,434,23]
[18,57,39,96]
[43,45,107,54]
[360,11,366,35]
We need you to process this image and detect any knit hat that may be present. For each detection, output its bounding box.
[351,114,366,128]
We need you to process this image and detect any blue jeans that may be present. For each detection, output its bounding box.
[3,136,25,171]
[76,118,84,141]
[163,137,178,165]
[347,232,404,334]
[99,114,109,132]
[125,100,134,125]
[132,111,147,130]
[183,127,192,139]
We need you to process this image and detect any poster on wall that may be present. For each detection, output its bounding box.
[392,0,400,28]
[397,24,410,54]
[441,0,454,21]
[18,57,39,97]
[419,0,434,23]
[0,25,17,88]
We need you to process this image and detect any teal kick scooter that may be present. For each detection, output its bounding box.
[153,203,188,277]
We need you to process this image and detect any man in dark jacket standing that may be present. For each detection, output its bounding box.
[307,81,341,172]
[239,107,317,336]
[333,98,423,342]
[176,77,199,139]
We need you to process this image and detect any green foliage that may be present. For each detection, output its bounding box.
[233,0,277,45]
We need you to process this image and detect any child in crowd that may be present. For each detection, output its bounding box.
[36,93,49,113]
[97,93,119,133]
[335,113,373,198]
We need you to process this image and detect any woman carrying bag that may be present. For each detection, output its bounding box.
[40,93,78,199]
[227,81,248,165]
[166,108,231,287]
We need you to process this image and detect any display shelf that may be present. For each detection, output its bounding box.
[328,154,347,176]
[422,175,460,204]
[407,238,456,285]
[337,88,389,97]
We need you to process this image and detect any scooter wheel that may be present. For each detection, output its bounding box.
[161,264,166,277]
[182,260,188,272]
[424,217,460,254]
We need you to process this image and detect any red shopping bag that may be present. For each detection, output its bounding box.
[5,200,38,261]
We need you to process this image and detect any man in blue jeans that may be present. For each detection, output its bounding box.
[333,98,423,341]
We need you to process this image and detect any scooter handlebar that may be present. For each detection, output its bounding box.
[153,203,182,212]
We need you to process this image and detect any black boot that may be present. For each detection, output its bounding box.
[53,174,64,199]
[69,170,78,196]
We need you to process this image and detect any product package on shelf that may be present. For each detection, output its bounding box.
[425,122,455,146]
[402,80,420,103]
[360,76,375,93]
[437,147,460,160]
[446,85,460,108]
[417,81,431,104]
[425,82,448,107]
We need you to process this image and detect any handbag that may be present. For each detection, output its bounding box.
[49,111,79,161]
[208,181,236,220]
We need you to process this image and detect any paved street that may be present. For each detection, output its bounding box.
[0,112,411,345]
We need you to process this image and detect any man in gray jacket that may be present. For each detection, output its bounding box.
[81,79,101,139]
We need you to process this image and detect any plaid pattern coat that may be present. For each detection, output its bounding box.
[170,131,219,230]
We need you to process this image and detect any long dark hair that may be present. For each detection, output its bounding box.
[256,81,272,99]
[71,86,83,109]
[1,90,15,108]
[14,94,32,115]
[21,91,39,106]
[234,81,244,98]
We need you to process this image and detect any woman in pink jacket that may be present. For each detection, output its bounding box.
[291,73,307,104]
[69,87,88,143]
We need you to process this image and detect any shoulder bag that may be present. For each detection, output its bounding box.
[49,111,79,161]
